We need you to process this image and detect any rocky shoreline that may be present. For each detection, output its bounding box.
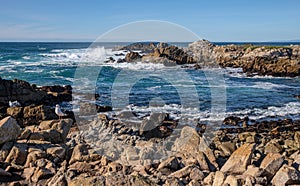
[120,40,300,77]
[0,78,300,185]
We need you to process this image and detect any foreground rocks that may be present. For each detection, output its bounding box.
[1,109,300,185]
[0,78,300,185]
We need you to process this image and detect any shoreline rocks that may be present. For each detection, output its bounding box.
[187,40,300,77]
[0,77,72,107]
[118,40,300,77]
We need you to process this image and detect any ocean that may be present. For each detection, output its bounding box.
[0,42,299,124]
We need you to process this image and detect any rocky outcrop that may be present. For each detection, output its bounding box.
[187,40,300,77]
[119,42,168,53]
[144,45,195,65]
[125,51,142,62]
[0,77,72,106]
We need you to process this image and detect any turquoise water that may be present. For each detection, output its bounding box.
[0,42,299,122]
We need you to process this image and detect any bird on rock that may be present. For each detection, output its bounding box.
[9,100,21,107]
[55,104,67,119]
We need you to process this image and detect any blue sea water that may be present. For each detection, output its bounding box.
[0,42,299,122]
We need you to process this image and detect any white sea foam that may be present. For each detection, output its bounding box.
[22,56,30,60]
[251,82,291,90]
[227,101,300,120]
[113,100,300,124]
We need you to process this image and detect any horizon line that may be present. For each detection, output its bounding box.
[1,39,300,43]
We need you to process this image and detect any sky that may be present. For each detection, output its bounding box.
[0,0,299,42]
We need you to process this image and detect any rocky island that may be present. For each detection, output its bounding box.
[121,40,300,77]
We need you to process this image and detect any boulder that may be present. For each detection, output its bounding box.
[139,112,169,137]
[259,153,284,181]
[220,143,256,174]
[0,116,21,144]
[23,105,57,126]
[172,126,218,171]
[264,140,282,154]
[7,106,23,119]
[37,119,72,143]
[271,165,300,186]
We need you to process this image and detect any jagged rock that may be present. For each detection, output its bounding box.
[5,143,28,165]
[173,126,218,171]
[259,153,284,181]
[139,112,169,138]
[168,165,195,178]
[189,167,205,181]
[212,171,226,186]
[243,165,262,177]
[46,171,67,186]
[24,149,46,167]
[0,116,21,145]
[69,175,106,186]
[7,106,23,119]
[23,105,57,126]
[120,42,165,53]
[69,144,89,164]
[186,39,217,67]
[23,167,36,181]
[295,131,300,148]
[220,143,256,174]
[217,141,236,156]
[238,132,257,143]
[31,119,72,143]
[0,141,13,161]
[223,116,241,126]
[125,52,142,62]
[223,175,239,186]
[271,164,300,186]
[69,161,93,173]
[203,172,215,185]
[157,156,179,171]
[31,167,54,183]
[46,146,66,159]
[264,140,282,154]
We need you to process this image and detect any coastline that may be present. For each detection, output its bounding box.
[0,40,300,185]
[0,76,299,185]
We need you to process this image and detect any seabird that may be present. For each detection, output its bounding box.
[9,100,21,107]
[55,104,67,119]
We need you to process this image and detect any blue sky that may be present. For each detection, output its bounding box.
[0,0,299,42]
